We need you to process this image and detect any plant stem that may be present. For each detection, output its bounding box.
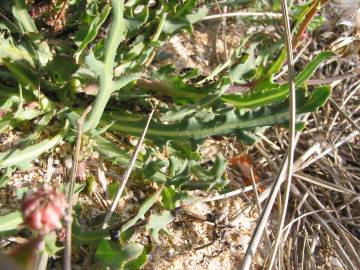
[82,0,125,132]
[64,106,92,270]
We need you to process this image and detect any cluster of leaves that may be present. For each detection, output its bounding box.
[0,0,331,268]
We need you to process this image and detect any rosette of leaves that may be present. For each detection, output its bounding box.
[0,1,335,269]
[0,0,209,169]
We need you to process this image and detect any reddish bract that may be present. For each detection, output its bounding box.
[21,185,67,234]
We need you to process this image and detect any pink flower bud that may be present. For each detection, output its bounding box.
[21,185,67,234]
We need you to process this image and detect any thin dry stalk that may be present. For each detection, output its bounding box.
[250,167,261,213]
[326,83,360,137]
[328,97,360,132]
[293,143,321,169]
[282,209,332,233]
[238,0,298,265]
[282,191,309,242]
[202,11,282,21]
[294,173,358,195]
[249,166,274,252]
[267,0,296,268]
[255,133,281,152]
[200,182,269,203]
[102,109,154,229]
[296,130,359,171]
[214,0,229,60]
[64,105,92,270]
[238,156,288,270]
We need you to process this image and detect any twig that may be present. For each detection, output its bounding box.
[64,106,92,270]
[102,109,154,229]
[202,11,282,21]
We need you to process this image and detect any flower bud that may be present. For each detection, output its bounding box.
[21,185,67,234]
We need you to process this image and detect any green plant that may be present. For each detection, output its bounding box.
[0,0,333,269]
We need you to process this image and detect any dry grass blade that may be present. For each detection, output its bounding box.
[328,97,360,132]
[202,11,282,21]
[282,209,333,233]
[200,181,271,203]
[290,183,358,269]
[250,167,261,213]
[293,143,321,169]
[326,83,360,137]
[295,180,360,269]
[268,0,297,267]
[64,105,92,270]
[101,109,154,229]
[239,0,297,268]
[282,191,309,243]
[294,172,358,195]
[296,130,359,171]
[238,156,287,270]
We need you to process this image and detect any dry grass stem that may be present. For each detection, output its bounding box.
[64,105,92,270]
[328,97,360,132]
[102,109,154,229]
[296,130,359,171]
[267,0,297,268]
[203,11,282,21]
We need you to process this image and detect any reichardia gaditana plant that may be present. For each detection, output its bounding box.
[0,0,335,268]
[0,1,332,177]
